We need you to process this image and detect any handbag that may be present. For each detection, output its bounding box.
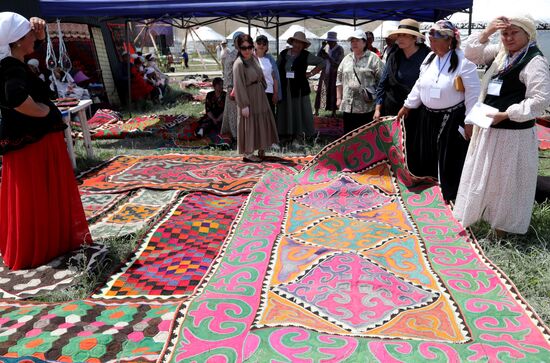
[353,65,375,102]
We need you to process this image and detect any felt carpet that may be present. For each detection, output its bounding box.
[0,299,179,362]
[160,118,550,362]
[91,114,188,140]
[81,191,130,220]
[538,124,550,150]
[313,116,344,137]
[89,189,180,240]
[94,192,247,299]
[0,243,107,300]
[79,154,311,194]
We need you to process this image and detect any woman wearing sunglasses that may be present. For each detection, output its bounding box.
[454,15,550,236]
[397,20,480,202]
[233,34,279,162]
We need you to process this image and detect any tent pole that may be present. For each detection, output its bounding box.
[276,16,279,55]
[468,8,472,35]
[248,16,251,35]
[125,18,132,116]
[190,27,221,67]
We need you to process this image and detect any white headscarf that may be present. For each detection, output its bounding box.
[479,14,538,102]
[0,12,31,61]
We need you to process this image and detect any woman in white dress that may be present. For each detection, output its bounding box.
[453,15,550,235]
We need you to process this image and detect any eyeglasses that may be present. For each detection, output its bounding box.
[240,45,254,50]
[428,29,450,39]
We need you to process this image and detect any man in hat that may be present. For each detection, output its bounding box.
[217,39,228,61]
[315,31,344,117]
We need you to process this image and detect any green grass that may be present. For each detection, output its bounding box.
[47,94,550,328]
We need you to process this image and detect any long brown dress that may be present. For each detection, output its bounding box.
[233,56,279,155]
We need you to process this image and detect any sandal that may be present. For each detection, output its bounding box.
[243,155,262,163]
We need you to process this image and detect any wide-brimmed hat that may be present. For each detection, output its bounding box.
[324,31,338,42]
[389,19,424,39]
[287,31,311,47]
[347,29,367,41]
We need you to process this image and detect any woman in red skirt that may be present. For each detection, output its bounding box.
[0,12,91,270]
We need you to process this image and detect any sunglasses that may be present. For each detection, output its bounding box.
[256,41,268,46]
[240,45,254,50]
[428,29,450,39]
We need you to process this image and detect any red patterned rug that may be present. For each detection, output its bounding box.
[94,192,246,299]
[79,154,312,194]
[537,120,550,150]
[91,114,188,139]
[314,116,344,137]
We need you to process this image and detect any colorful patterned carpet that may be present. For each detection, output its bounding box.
[1,119,549,362]
[538,124,550,150]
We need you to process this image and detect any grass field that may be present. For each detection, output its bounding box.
[56,91,550,326]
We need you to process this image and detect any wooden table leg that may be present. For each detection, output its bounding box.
[78,109,95,159]
[62,113,77,170]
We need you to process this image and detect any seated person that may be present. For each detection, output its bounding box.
[130,57,155,101]
[196,77,226,137]
[50,67,90,100]
[144,67,163,102]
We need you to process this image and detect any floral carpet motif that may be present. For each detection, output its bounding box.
[160,118,550,362]
[79,154,311,194]
[93,193,246,299]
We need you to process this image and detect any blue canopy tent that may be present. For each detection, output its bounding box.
[39,0,472,23]
[39,0,473,110]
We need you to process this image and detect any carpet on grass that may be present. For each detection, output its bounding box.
[313,116,344,137]
[537,123,550,150]
[93,192,247,299]
[89,189,180,240]
[81,191,130,220]
[79,154,312,194]
[160,117,550,362]
[91,114,188,140]
[0,243,107,300]
[0,299,179,363]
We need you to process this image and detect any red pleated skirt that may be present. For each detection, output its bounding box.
[0,131,92,270]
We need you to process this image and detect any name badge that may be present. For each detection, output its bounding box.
[487,79,503,96]
[429,87,441,99]
[286,72,295,79]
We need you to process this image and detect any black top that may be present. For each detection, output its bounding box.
[0,56,66,154]
[486,45,543,130]
[278,49,311,98]
[376,44,431,116]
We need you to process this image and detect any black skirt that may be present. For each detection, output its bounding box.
[406,102,469,201]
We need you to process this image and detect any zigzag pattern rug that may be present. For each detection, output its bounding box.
[79,154,311,194]
[94,192,247,299]
[159,118,550,362]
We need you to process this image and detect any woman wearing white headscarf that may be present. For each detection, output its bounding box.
[454,15,550,235]
[0,12,91,269]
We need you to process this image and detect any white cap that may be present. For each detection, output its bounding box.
[347,29,367,41]
[27,58,39,67]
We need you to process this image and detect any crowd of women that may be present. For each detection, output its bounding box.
[0,10,548,272]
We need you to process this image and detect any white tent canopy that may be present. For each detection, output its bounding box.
[448,0,550,26]
[280,24,319,40]
[227,26,276,41]
[371,21,399,39]
[189,26,225,42]
[319,25,357,41]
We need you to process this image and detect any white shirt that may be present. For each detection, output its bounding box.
[404,50,480,114]
[258,56,274,93]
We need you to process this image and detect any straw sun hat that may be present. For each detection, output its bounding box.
[389,19,424,39]
[287,31,311,47]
